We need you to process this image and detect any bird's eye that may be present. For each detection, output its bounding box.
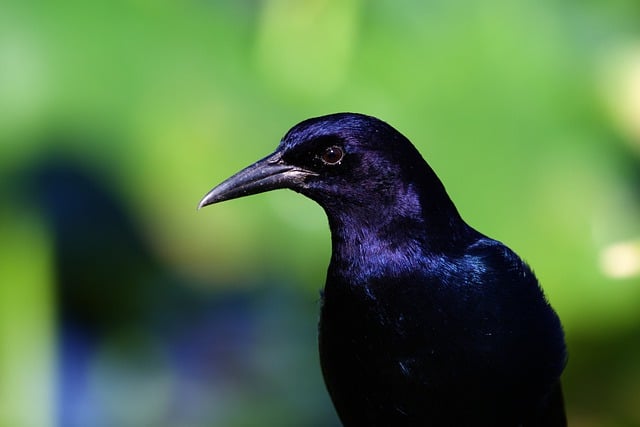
[321,146,344,165]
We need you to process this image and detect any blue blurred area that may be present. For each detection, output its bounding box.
[12,154,337,426]
[1,1,640,426]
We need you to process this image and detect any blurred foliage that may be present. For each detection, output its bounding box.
[1,0,640,426]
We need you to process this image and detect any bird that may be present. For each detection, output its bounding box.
[198,113,567,426]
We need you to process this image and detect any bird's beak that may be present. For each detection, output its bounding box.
[198,151,315,209]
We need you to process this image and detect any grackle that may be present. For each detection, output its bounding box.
[198,113,567,426]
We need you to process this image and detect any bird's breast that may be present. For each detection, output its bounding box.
[317,265,565,426]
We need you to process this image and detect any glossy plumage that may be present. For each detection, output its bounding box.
[199,113,567,426]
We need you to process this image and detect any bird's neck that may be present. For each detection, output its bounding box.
[324,189,472,282]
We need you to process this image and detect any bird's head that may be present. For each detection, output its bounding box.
[199,113,464,246]
[202,113,445,208]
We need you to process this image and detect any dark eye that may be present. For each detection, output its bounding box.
[321,146,344,165]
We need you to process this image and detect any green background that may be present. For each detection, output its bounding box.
[1,0,640,426]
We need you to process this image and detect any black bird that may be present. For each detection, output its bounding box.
[198,113,567,426]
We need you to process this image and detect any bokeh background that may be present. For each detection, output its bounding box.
[1,0,640,426]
